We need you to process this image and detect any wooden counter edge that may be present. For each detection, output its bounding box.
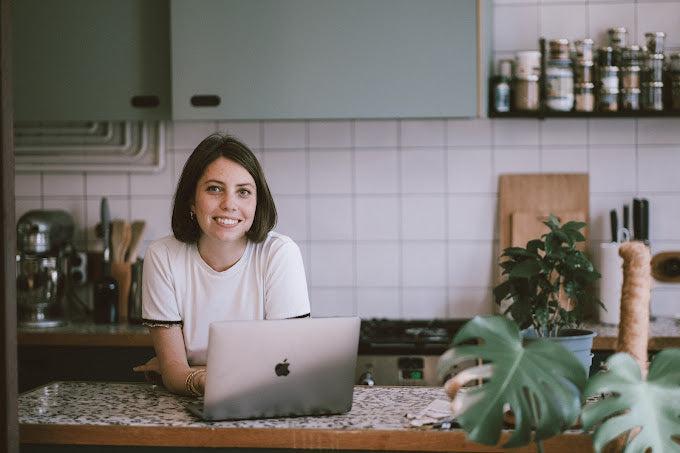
[17,332,152,347]
[592,336,680,351]
[20,424,593,452]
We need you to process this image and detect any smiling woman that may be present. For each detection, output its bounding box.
[133,134,310,396]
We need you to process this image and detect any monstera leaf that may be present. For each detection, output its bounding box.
[437,315,586,448]
[581,349,680,453]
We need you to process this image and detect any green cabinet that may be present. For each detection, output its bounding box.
[171,0,485,120]
[12,0,171,121]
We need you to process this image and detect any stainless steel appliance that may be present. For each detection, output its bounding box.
[16,210,75,327]
[355,319,470,386]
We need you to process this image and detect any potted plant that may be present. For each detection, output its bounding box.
[493,214,601,370]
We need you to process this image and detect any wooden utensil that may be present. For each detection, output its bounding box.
[126,221,146,263]
[110,220,132,322]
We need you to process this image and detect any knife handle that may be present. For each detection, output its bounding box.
[623,204,630,230]
[641,198,649,243]
[609,209,618,243]
[632,198,641,241]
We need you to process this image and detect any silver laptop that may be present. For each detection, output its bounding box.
[186,317,360,421]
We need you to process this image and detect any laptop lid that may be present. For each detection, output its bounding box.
[198,316,360,421]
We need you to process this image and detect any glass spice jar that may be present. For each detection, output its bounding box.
[574,61,594,84]
[621,45,643,66]
[608,27,628,49]
[645,32,666,54]
[573,39,594,62]
[620,65,641,90]
[599,66,620,92]
[642,82,664,111]
[597,47,615,67]
[621,88,641,111]
[643,53,665,83]
[575,82,595,112]
[598,89,619,112]
[546,59,574,111]
[513,75,540,111]
[549,39,571,61]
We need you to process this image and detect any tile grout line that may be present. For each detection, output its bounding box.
[350,120,358,317]
[443,121,451,318]
[304,121,313,302]
[396,119,404,317]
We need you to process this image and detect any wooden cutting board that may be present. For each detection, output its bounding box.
[499,174,589,254]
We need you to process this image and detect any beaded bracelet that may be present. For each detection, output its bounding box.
[185,369,205,396]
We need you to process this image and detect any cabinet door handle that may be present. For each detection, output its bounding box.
[130,95,160,108]
[190,95,221,107]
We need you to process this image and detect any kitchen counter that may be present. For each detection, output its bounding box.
[19,381,592,452]
[18,318,680,350]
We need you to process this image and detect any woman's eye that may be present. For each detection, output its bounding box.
[207,185,222,193]
[238,189,252,197]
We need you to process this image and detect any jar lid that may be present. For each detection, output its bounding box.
[648,53,665,60]
[642,81,664,88]
[621,88,641,94]
[601,65,620,72]
[576,61,595,67]
[575,82,595,89]
[599,88,620,94]
[609,27,627,33]
[515,74,540,81]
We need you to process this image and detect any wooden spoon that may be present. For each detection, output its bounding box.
[126,221,146,263]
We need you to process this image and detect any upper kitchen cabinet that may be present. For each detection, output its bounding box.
[171,0,490,120]
[12,0,171,121]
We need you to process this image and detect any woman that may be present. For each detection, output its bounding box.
[133,134,310,396]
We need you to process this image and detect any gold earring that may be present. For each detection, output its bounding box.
[190,211,195,220]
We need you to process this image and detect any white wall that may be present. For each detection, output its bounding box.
[15,0,680,319]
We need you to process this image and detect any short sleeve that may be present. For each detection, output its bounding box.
[264,239,311,319]
[142,242,182,324]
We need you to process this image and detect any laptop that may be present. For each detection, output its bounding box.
[186,316,360,421]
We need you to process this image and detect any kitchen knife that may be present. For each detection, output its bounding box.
[623,204,630,231]
[641,198,650,244]
[632,198,641,240]
[609,209,618,243]
[101,197,111,271]
[94,197,119,324]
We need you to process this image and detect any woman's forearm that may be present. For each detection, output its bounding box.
[161,363,206,395]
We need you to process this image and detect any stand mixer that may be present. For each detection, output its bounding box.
[16,210,75,327]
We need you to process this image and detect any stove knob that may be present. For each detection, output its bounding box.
[358,371,375,386]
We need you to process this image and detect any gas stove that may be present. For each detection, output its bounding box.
[356,319,472,386]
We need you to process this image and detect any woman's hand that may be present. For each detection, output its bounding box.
[133,356,162,384]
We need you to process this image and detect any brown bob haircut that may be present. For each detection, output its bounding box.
[172,134,276,243]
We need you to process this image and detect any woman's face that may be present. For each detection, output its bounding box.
[192,157,257,245]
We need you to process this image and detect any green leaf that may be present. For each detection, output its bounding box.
[562,220,587,232]
[437,316,586,448]
[502,247,538,259]
[526,239,545,254]
[508,259,541,279]
[581,350,680,453]
[492,280,513,304]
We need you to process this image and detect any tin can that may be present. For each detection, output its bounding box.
[598,89,619,112]
[574,61,594,84]
[515,51,541,78]
[642,82,664,111]
[621,88,641,111]
[608,27,628,49]
[574,82,595,112]
[549,39,570,61]
[546,60,574,111]
[513,75,540,111]
[621,45,643,66]
[620,65,641,89]
[643,54,665,83]
[671,54,680,73]
[645,31,666,54]
[672,79,680,110]
[599,66,619,91]
[574,39,594,63]
[597,47,615,67]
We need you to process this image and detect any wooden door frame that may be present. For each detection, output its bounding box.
[1,0,18,450]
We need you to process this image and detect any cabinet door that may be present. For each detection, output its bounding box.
[171,0,478,120]
[13,0,171,121]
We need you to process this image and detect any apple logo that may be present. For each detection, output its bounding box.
[274,359,290,377]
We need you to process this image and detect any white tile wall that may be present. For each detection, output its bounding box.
[16,1,680,319]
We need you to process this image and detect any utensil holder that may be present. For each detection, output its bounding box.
[110,261,132,323]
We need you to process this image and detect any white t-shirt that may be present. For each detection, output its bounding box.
[142,231,310,365]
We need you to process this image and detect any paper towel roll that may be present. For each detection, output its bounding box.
[598,242,623,325]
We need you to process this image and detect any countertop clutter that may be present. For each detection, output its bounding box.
[18,318,680,350]
[19,382,592,452]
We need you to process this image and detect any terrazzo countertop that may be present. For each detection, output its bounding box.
[19,381,592,452]
[18,318,680,350]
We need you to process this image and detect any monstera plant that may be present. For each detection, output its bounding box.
[437,315,586,451]
[581,350,680,452]
[438,316,680,453]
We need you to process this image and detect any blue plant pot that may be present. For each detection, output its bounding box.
[523,328,597,374]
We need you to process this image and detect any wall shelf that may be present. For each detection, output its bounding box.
[489,110,680,119]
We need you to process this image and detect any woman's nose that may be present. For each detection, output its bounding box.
[220,192,237,211]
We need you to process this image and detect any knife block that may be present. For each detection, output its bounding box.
[110,261,132,323]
